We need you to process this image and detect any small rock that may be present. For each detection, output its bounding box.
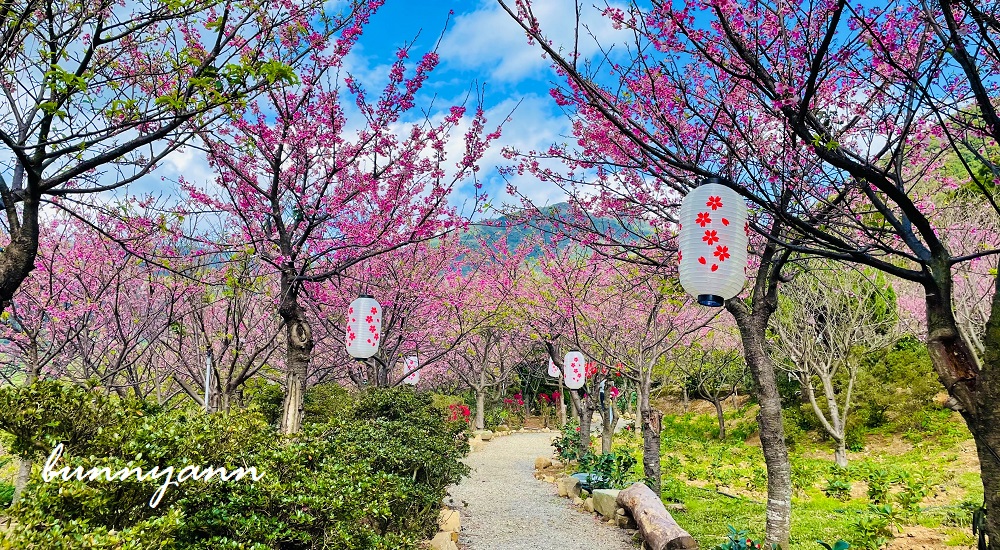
[543,475,555,483]
[472,430,494,441]
[438,509,460,533]
[559,476,582,499]
[550,459,563,469]
[542,427,550,432]
[496,424,510,432]
[615,510,637,530]
[666,503,687,513]
[534,456,552,470]
[429,531,458,550]
[592,489,622,518]
[584,497,595,513]
[573,496,584,506]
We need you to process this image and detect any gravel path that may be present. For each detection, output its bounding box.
[449,432,636,550]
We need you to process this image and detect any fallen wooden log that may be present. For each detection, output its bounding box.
[617,482,698,549]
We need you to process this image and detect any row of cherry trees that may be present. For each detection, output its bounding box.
[3,0,999,545]
[497,0,1000,546]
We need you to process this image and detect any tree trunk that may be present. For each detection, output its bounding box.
[834,438,848,468]
[682,386,689,412]
[640,377,662,494]
[729,300,792,549]
[601,408,613,454]
[475,387,486,430]
[12,457,31,502]
[571,390,592,457]
[12,341,41,502]
[0,194,40,314]
[713,398,726,440]
[559,376,567,427]
[968,272,1000,548]
[278,281,313,435]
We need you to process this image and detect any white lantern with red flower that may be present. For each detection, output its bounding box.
[403,356,420,385]
[345,295,382,359]
[564,351,585,389]
[678,178,749,306]
[548,356,560,378]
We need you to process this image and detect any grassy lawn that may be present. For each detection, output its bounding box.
[610,405,982,549]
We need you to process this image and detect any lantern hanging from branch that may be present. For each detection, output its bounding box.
[548,356,560,378]
[403,356,420,385]
[346,295,381,359]
[564,351,585,389]
[678,178,749,307]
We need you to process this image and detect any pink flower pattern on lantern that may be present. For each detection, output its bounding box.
[702,230,719,245]
[696,212,711,226]
[346,297,381,358]
[706,196,723,210]
[564,352,585,389]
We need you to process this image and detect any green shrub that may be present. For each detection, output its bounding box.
[0,481,12,508]
[302,381,353,424]
[852,505,897,550]
[577,451,637,490]
[242,377,285,426]
[484,406,518,430]
[791,457,821,492]
[863,467,892,505]
[552,420,583,462]
[712,526,777,550]
[823,478,852,501]
[0,382,469,549]
[845,424,866,452]
[894,473,929,519]
[854,337,939,430]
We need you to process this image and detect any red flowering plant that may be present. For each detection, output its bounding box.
[447,403,473,430]
[537,392,556,428]
[502,393,527,424]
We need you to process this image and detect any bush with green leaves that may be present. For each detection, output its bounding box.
[823,477,852,501]
[577,451,637,490]
[302,381,354,424]
[851,505,897,550]
[552,419,583,462]
[0,480,12,508]
[712,526,776,550]
[0,382,469,549]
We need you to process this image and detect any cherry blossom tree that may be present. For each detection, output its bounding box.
[496,0,1000,543]
[188,15,503,433]
[0,0,376,312]
[531,244,714,490]
[160,255,281,412]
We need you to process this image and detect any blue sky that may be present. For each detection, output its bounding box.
[154,0,632,217]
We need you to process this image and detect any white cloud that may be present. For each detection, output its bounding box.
[419,93,574,215]
[440,0,629,83]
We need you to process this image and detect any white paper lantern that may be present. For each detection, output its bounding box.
[345,295,382,359]
[403,356,420,385]
[548,356,560,378]
[564,351,585,389]
[678,179,749,306]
